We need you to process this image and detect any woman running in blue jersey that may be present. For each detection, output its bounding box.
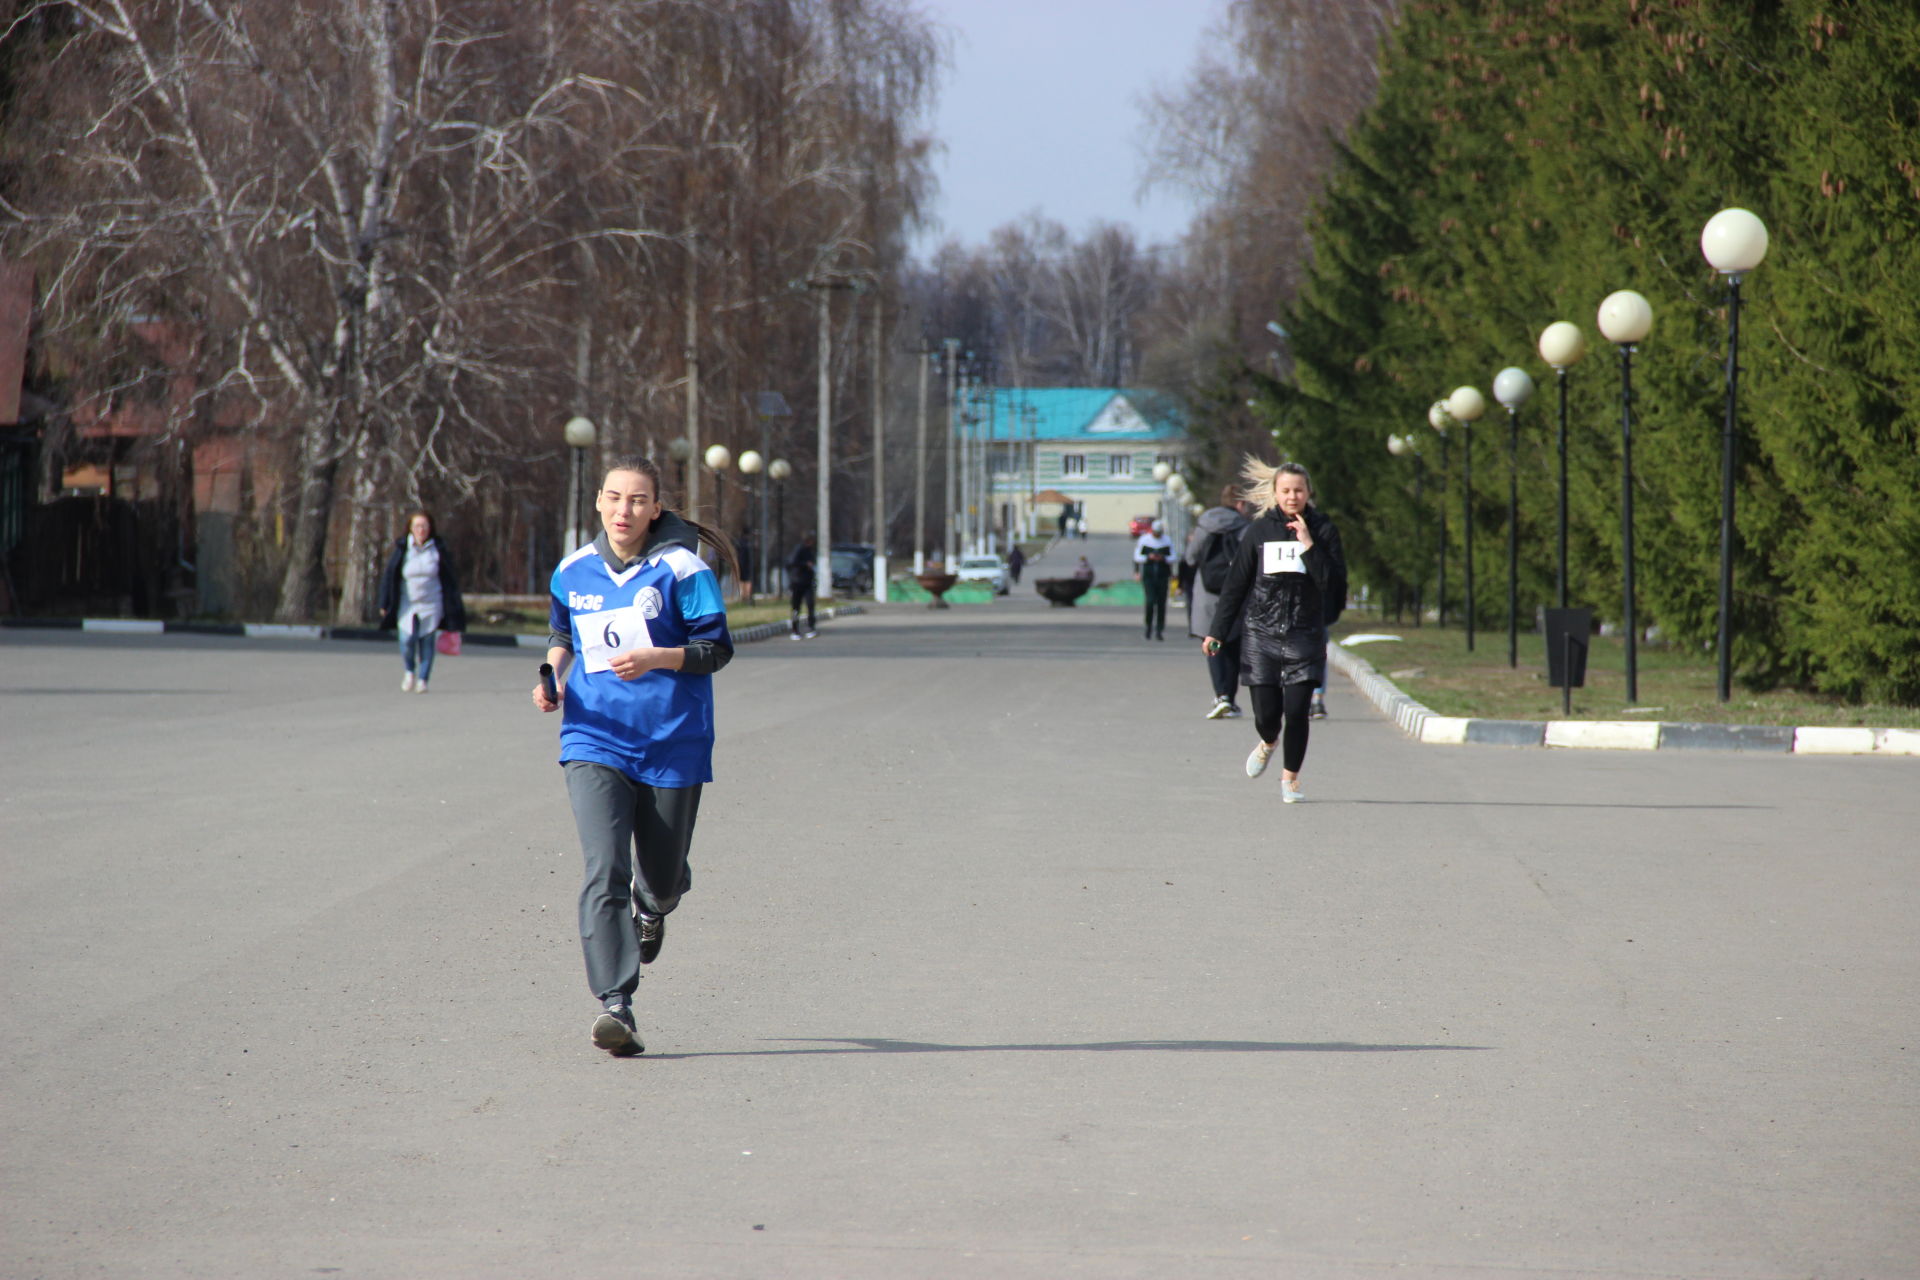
[531,455,738,1057]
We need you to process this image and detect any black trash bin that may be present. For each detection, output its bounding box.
[1543,607,1592,715]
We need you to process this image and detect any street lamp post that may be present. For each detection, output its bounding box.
[1447,385,1486,651]
[745,391,791,596]
[1598,288,1654,704]
[1537,321,1587,610]
[1493,367,1535,668]
[737,449,763,596]
[768,458,791,590]
[1428,400,1454,627]
[704,443,732,591]
[562,415,597,551]
[1387,433,1427,623]
[1702,208,1769,703]
[665,435,692,503]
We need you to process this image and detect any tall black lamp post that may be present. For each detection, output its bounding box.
[1597,289,1654,705]
[1446,385,1486,651]
[1701,208,1769,703]
[1427,399,1455,627]
[1537,321,1587,610]
[1492,367,1535,668]
[1388,432,1427,624]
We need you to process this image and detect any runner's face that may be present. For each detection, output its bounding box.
[1274,473,1311,518]
[598,470,660,552]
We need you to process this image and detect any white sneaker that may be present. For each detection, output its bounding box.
[1245,742,1273,778]
[1205,696,1231,720]
[803,630,818,639]
[1223,703,1243,719]
[414,680,428,694]
[1282,778,1304,804]
[401,672,415,692]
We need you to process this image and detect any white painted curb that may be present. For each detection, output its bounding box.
[1792,727,1878,755]
[1544,720,1661,751]
[242,624,325,640]
[82,618,163,633]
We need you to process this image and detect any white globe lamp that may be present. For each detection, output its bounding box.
[1538,322,1586,370]
[1701,208,1769,276]
[1597,290,1653,345]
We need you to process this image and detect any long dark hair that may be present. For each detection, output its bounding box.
[601,454,742,580]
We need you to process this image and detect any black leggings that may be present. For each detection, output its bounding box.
[1249,682,1314,773]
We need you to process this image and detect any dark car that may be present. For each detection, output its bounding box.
[830,542,875,594]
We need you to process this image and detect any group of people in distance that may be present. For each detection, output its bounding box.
[384,450,1341,1058]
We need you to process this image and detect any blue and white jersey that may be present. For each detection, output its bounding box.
[549,523,732,787]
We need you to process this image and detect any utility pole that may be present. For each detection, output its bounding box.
[942,339,959,566]
[870,291,887,601]
[814,285,831,601]
[683,236,700,515]
[956,364,972,558]
[914,342,932,573]
[795,272,872,600]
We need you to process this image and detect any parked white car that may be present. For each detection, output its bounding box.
[955,554,1010,595]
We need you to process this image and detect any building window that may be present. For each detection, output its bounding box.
[1109,454,1133,478]
[1061,453,1086,477]
[989,446,1016,475]
[1155,453,1179,472]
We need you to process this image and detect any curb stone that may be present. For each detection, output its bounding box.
[1329,640,1917,757]
[2,605,864,650]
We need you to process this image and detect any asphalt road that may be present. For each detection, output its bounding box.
[3,603,1915,1279]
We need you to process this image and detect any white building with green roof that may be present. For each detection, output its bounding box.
[962,387,1188,538]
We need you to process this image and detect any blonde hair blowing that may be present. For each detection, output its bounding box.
[1237,456,1315,516]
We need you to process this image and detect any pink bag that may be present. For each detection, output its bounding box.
[435,630,463,656]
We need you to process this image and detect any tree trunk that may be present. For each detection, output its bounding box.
[332,430,383,626]
[274,409,344,622]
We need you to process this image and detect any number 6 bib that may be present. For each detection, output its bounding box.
[580,604,654,673]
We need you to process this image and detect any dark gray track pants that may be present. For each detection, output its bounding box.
[564,762,700,1002]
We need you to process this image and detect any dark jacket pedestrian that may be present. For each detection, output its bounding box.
[1204,460,1347,801]
[1007,544,1025,583]
[1184,493,1252,717]
[377,512,466,693]
[787,535,818,637]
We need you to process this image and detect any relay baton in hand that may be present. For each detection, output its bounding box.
[539,662,558,704]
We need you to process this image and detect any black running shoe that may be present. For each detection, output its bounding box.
[637,911,665,965]
[591,1002,642,1056]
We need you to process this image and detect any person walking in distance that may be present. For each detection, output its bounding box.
[1184,486,1251,719]
[1202,459,1347,803]
[531,456,738,1056]
[787,532,818,639]
[377,510,466,694]
[1134,519,1175,640]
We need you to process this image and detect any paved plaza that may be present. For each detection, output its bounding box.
[3,597,1916,1278]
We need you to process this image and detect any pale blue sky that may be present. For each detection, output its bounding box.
[912,0,1218,253]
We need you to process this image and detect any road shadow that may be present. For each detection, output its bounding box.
[1340,800,1768,810]
[642,1036,1491,1061]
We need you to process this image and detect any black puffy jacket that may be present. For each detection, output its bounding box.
[1208,506,1347,680]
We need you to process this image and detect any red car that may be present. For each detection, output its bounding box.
[1128,514,1157,537]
